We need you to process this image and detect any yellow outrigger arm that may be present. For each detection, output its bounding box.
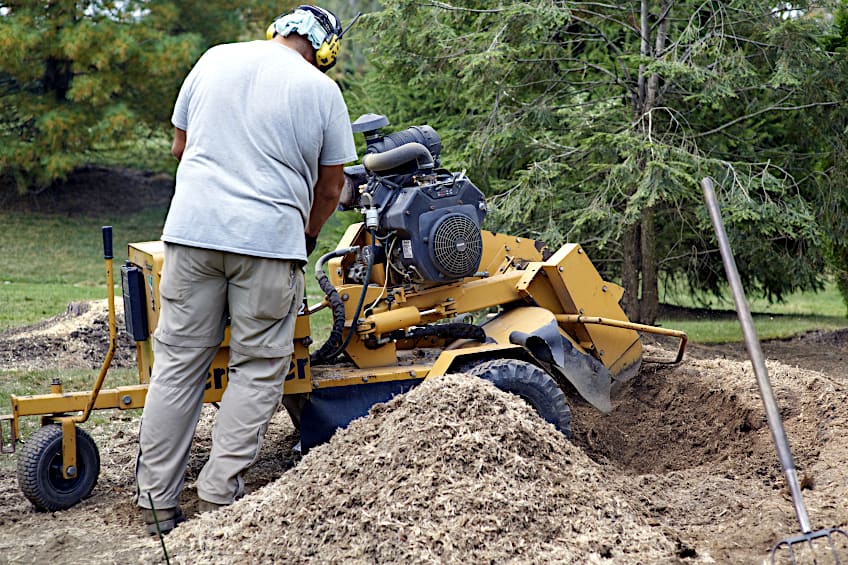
[555,314,688,365]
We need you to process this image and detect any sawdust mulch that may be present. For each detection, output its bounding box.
[155,373,678,564]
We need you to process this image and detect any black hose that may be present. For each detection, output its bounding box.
[362,142,434,172]
[311,234,378,365]
[321,228,378,363]
[407,323,486,342]
[310,247,357,365]
[371,322,487,349]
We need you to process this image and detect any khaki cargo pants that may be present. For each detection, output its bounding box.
[135,243,304,509]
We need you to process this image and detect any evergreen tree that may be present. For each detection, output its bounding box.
[0,1,286,194]
[820,1,848,314]
[360,0,848,322]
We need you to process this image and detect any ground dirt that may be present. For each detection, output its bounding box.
[1,168,847,564]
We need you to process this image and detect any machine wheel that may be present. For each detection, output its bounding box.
[17,424,100,511]
[466,359,573,438]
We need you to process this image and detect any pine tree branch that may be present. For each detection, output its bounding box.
[696,99,843,138]
[418,1,503,13]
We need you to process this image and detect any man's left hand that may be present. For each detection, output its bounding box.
[305,235,318,256]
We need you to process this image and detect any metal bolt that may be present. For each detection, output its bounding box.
[121,395,132,406]
[558,266,564,272]
[362,376,369,383]
[66,466,77,477]
[410,371,417,378]
[577,248,583,254]
[602,285,608,292]
[599,350,605,356]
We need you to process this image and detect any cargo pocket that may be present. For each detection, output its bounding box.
[154,244,191,344]
[158,268,183,304]
[158,244,187,304]
[248,261,293,320]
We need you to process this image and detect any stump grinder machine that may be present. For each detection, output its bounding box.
[1,114,687,512]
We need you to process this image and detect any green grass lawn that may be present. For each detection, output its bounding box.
[657,281,848,343]
[657,312,847,343]
[0,207,169,329]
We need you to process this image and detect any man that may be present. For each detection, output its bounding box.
[134,5,357,535]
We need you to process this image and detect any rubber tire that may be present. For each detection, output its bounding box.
[17,424,100,512]
[467,359,573,438]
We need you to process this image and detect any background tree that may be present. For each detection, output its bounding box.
[0,0,288,195]
[359,0,848,322]
[820,2,848,314]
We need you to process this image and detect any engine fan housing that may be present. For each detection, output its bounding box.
[427,212,484,278]
[381,175,486,283]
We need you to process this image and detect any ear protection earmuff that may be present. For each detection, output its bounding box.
[298,5,342,71]
[267,5,360,72]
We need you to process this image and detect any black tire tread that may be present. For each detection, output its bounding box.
[17,424,100,512]
[466,358,573,438]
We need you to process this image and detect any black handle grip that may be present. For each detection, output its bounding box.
[102,226,113,259]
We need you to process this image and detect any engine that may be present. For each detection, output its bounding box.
[341,114,488,285]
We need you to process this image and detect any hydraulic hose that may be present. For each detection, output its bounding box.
[331,229,377,358]
[311,246,358,365]
[407,323,486,342]
[369,323,487,349]
[315,229,378,365]
[311,232,379,365]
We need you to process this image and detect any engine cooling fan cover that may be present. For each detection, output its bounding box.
[428,212,483,278]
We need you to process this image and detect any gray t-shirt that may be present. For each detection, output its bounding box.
[164,40,357,260]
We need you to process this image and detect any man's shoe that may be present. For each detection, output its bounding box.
[197,499,227,514]
[142,506,185,536]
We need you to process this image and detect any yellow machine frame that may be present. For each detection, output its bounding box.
[1,225,686,483]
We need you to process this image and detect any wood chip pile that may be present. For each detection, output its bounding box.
[154,373,678,564]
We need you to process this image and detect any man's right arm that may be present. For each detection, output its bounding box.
[305,164,345,254]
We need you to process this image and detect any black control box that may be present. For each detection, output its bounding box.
[120,262,149,342]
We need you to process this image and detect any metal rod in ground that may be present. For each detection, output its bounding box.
[701,177,812,535]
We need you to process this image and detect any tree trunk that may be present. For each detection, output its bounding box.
[621,221,641,322]
[626,0,670,324]
[639,206,659,324]
[43,57,72,100]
